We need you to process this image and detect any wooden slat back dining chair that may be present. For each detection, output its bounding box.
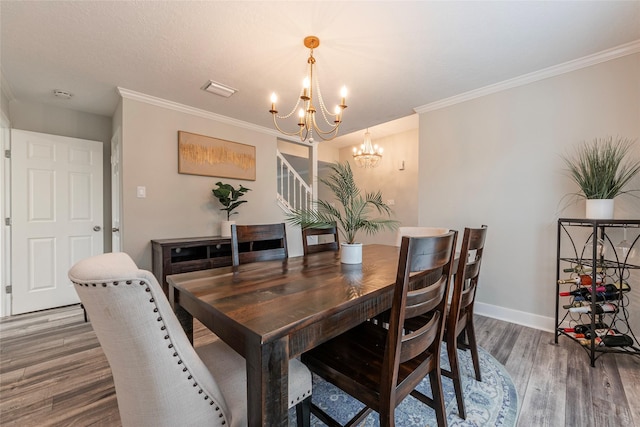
[442,225,488,419]
[302,224,339,255]
[231,223,288,266]
[368,226,449,327]
[301,231,458,427]
[394,226,449,246]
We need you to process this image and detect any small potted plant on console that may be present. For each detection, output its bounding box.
[212,181,251,237]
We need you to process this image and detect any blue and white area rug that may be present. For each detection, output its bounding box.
[289,345,518,426]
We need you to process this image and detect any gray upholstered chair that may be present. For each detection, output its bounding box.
[68,252,311,427]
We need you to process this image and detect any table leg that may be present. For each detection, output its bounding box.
[168,286,193,343]
[246,337,289,426]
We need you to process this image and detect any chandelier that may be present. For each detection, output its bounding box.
[353,129,383,168]
[269,36,347,143]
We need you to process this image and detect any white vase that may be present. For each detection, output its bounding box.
[340,242,363,264]
[585,199,614,219]
[220,220,235,237]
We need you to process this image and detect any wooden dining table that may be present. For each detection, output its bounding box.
[167,244,402,426]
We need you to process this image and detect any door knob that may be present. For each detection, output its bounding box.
[112,227,120,232]
[93,226,102,232]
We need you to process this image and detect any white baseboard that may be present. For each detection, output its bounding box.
[474,301,556,333]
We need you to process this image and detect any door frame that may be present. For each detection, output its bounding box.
[0,110,10,317]
[111,127,122,252]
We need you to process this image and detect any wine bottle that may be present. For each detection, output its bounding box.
[563,322,609,334]
[584,283,630,297]
[585,291,623,302]
[568,303,618,314]
[559,283,630,298]
[602,334,634,347]
[562,265,603,274]
[559,285,606,297]
[557,274,603,285]
[608,281,631,292]
[579,337,603,347]
[563,300,588,309]
[584,328,617,339]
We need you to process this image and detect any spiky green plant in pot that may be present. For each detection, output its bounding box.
[562,136,640,200]
[286,161,398,245]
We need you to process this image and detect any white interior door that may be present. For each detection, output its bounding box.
[11,130,103,314]
[111,128,121,252]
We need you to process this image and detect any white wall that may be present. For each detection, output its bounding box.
[1,88,9,117]
[339,128,420,246]
[277,139,339,164]
[418,53,640,331]
[120,98,299,270]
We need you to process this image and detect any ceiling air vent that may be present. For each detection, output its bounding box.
[201,80,237,98]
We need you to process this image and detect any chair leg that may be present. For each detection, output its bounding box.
[378,403,395,427]
[456,328,469,350]
[296,396,311,427]
[447,338,466,419]
[428,369,447,427]
[466,319,482,381]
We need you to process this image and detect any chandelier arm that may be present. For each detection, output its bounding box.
[313,132,340,142]
[271,115,304,138]
[310,128,340,141]
[310,114,342,137]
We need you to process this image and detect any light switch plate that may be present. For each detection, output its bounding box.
[137,186,146,198]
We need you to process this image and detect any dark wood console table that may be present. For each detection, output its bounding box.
[151,236,232,295]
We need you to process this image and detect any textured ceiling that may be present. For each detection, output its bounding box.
[2,1,639,146]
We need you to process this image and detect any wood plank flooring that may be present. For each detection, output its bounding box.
[1,305,639,426]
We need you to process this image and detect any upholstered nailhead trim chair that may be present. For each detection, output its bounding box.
[69,252,311,427]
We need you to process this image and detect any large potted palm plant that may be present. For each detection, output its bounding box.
[287,161,398,264]
[562,136,640,219]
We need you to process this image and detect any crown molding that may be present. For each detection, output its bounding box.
[414,39,640,114]
[116,87,281,137]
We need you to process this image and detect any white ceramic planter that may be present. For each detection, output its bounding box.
[340,242,363,264]
[220,220,235,237]
[585,199,614,219]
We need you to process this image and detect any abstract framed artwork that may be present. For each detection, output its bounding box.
[178,131,256,181]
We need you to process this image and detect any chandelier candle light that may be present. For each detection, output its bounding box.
[269,36,347,143]
[353,129,383,168]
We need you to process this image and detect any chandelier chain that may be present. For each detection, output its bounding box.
[275,87,303,120]
[315,78,335,127]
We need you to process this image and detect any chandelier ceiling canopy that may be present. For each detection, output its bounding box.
[353,129,383,168]
[269,36,347,144]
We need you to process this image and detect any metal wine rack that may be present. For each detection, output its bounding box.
[555,218,640,367]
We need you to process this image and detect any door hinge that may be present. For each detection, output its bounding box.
[4,218,10,226]
[5,285,11,294]
[4,149,9,158]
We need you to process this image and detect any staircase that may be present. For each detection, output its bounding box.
[276,150,312,212]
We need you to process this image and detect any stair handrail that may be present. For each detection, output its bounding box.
[276,150,313,213]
